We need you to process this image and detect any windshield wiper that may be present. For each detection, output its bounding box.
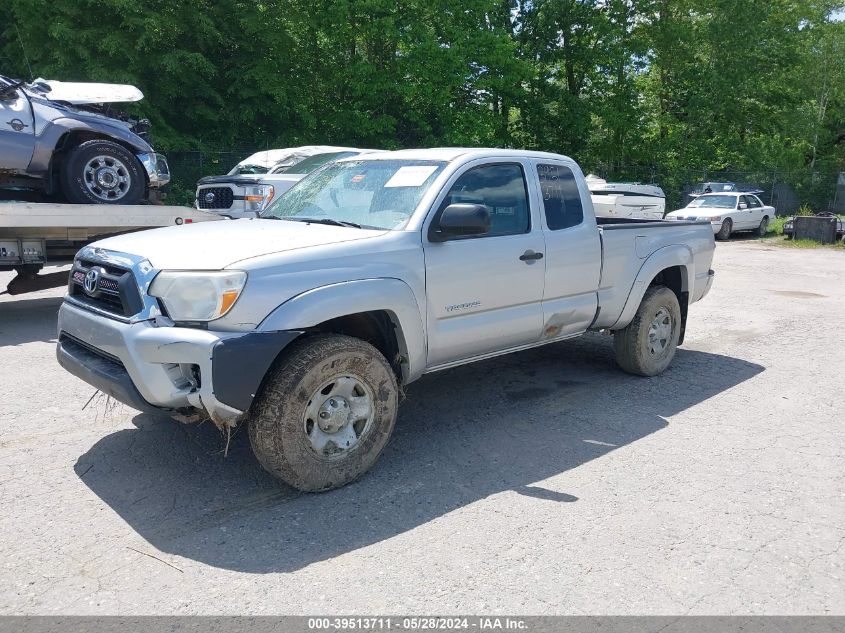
[290,217,363,229]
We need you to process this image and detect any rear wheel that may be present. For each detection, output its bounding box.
[715,218,732,241]
[614,286,681,377]
[756,216,769,237]
[248,334,398,492]
[61,139,145,205]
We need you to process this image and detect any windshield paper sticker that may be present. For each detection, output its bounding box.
[384,166,439,188]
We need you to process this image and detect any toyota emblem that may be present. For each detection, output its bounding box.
[204,191,216,204]
[83,268,100,295]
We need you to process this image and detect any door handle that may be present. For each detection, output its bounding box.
[519,250,544,261]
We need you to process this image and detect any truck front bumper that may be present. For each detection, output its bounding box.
[137,152,171,188]
[57,301,300,425]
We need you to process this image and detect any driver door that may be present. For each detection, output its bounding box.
[422,160,546,367]
[746,195,765,227]
[0,87,35,171]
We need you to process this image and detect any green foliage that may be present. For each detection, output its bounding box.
[768,216,789,235]
[3,0,845,202]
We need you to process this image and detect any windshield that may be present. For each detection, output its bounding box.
[229,164,270,175]
[272,151,360,175]
[688,195,737,209]
[261,159,446,230]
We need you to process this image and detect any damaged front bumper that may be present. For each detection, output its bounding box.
[57,301,300,426]
[137,152,170,188]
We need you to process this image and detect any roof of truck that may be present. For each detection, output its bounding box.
[338,147,576,163]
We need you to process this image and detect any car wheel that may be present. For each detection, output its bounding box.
[614,286,681,377]
[756,216,769,237]
[61,139,145,205]
[248,334,399,492]
[715,218,733,241]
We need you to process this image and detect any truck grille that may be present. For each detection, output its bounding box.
[197,186,234,209]
[68,259,144,318]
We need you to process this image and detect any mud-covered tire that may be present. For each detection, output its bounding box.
[715,218,732,241]
[248,334,398,492]
[614,286,681,377]
[61,139,145,205]
[756,216,769,237]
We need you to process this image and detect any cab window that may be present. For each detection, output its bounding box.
[439,163,530,237]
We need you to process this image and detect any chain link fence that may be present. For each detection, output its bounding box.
[587,164,845,216]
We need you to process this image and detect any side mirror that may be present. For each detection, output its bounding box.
[430,203,491,242]
[739,203,747,210]
[0,80,24,101]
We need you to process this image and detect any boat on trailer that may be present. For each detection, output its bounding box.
[586,175,666,221]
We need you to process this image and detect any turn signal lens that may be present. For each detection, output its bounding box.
[219,289,240,315]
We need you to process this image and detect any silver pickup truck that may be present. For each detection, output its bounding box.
[57,148,715,491]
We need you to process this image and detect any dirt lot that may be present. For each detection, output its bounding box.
[1,240,843,615]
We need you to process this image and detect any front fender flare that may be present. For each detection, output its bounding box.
[611,245,693,330]
[258,278,427,383]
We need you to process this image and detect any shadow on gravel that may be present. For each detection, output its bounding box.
[75,333,764,573]
[0,296,63,346]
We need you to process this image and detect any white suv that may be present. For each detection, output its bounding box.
[195,147,379,218]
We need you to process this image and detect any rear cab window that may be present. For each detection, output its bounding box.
[537,164,584,230]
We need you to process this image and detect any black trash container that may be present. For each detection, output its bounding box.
[793,215,837,243]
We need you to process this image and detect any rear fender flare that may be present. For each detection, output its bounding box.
[611,246,693,330]
[258,278,427,383]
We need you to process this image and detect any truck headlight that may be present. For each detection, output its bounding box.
[244,185,275,211]
[149,271,247,321]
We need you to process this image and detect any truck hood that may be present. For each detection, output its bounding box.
[92,218,386,270]
[28,78,144,104]
[196,173,304,187]
[196,174,264,186]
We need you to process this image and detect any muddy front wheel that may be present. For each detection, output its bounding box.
[248,334,398,492]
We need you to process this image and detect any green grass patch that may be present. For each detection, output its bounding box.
[763,234,845,249]
[767,216,788,236]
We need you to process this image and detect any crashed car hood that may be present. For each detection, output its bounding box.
[91,218,386,269]
[31,78,143,104]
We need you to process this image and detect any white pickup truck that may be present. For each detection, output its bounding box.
[56,148,716,491]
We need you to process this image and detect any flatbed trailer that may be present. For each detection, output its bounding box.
[1,203,222,295]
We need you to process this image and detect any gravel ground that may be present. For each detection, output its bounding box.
[0,240,843,615]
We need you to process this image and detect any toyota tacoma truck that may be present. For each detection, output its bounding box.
[57,148,716,491]
[0,75,169,204]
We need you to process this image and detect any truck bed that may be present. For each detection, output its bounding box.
[593,217,715,329]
